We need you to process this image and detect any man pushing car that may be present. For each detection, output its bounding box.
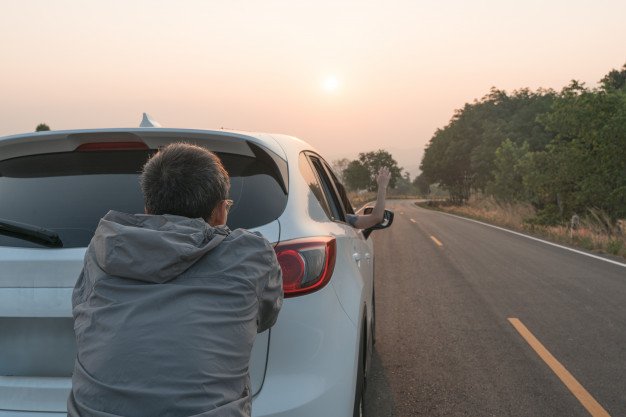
[68,143,283,417]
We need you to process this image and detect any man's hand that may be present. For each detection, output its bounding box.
[376,167,391,190]
[351,167,391,229]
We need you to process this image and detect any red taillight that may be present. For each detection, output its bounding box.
[274,236,336,298]
[75,142,149,151]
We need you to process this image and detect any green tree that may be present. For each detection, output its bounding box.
[357,150,402,190]
[600,63,626,91]
[413,173,431,196]
[420,120,475,203]
[518,149,574,224]
[537,80,626,220]
[36,123,50,131]
[469,88,556,190]
[486,139,529,202]
[420,88,555,203]
[420,62,626,221]
[343,160,370,191]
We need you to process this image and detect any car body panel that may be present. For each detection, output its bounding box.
[251,285,359,417]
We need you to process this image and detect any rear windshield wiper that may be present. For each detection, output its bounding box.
[0,218,63,248]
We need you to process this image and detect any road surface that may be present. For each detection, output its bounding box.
[365,200,625,417]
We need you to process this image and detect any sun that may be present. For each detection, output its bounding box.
[322,76,340,93]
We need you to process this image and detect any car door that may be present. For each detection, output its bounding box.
[304,153,373,324]
[320,159,373,290]
[316,158,376,382]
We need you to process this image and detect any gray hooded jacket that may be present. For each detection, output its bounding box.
[68,211,283,417]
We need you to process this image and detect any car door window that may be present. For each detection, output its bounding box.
[308,155,345,222]
[299,153,334,220]
[322,161,355,215]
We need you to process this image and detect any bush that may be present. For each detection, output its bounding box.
[607,239,623,255]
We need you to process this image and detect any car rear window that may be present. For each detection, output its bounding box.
[0,149,287,248]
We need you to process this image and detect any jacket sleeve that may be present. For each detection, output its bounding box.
[257,246,283,333]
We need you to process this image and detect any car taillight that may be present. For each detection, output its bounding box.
[75,142,149,151]
[274,236,336,298]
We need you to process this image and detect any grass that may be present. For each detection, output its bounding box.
[348,191,377,210]
[418,195,626,260]
[348,191,423,210]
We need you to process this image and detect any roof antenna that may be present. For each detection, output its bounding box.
[139,113,162,128]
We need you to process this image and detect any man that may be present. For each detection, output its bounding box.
[68,143,283,417]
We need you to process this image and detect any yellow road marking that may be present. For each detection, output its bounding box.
[410,218,416,223]
[508,318,611,417]
[430,235,443,247]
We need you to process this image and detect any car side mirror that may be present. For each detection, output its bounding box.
[362,208,394,239]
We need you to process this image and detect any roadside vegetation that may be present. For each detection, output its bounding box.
[348,190,419,209]
[416,63,626,259]
[419,196,626,258]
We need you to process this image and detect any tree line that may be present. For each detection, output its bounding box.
[418,64,626,224]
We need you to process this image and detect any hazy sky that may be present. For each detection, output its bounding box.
[1,0,625,176]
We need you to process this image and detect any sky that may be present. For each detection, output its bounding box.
[1,0,625,177]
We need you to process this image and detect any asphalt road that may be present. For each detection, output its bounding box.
[364,200,626,417]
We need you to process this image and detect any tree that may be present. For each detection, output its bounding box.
[537,80,626,220]
[420,87,555,203]
[420,122,474,203]
[357,150,402,190]
[486,139,529,202]
[600,63,626,91]
[393,172,414,195]
[36,123,50,132]
[343,160,370,191]
[419,62,626,220]
[413,173,431,196]
[331,158,350,183]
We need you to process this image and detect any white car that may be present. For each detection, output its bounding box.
[0,126,392,417]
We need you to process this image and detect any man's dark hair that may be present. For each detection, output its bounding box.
[140,143,230,220]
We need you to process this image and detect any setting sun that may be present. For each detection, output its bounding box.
[322,76,339,93]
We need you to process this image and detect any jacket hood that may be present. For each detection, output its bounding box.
[92,210,229,283]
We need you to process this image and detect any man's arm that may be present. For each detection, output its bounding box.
[351,167,391,229]
[257,249,283,333]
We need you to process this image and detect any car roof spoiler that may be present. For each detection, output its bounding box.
[0,128,289,194]
[139,113,162,128]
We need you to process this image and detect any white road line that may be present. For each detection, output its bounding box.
[410,218,417,223]
[437,211,626,269]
